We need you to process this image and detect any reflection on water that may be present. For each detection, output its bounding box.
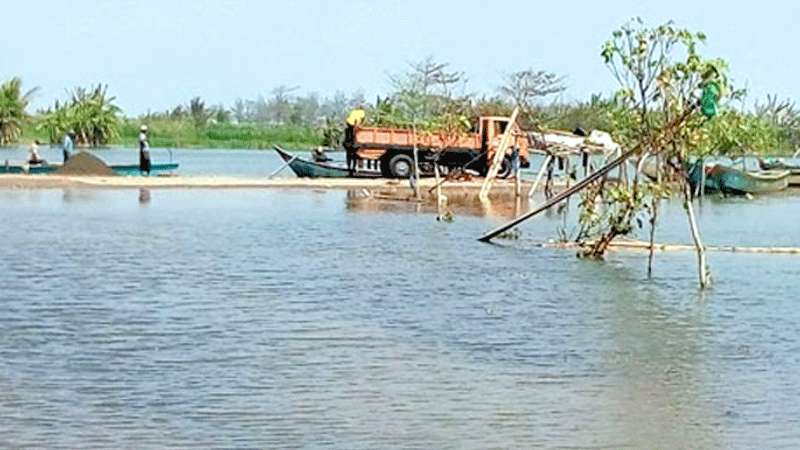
[345,189,532,219]
[138,189,151,204]
[0,188,799,449]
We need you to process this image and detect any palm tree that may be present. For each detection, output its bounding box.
[0,77,38,145]
[188,96,211,128]
[37,84,122,146]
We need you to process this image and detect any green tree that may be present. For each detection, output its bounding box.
[38,84,121,146]
[188,96,211,128]
[0,77,38,145]
[578,19,731,288]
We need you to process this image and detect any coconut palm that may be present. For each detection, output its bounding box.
[38,84,121,146]
[0,77,38,145]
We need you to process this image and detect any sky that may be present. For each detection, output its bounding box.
[2,0,797,115]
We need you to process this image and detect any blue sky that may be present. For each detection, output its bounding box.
[3,0,796,115]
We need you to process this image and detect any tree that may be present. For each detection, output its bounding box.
[576,19,732,288]
[499,68,565,126]
[188,96,211,128]
[755,94,800,152]
[38,84,121,146]
[0,77,38,145]
[267,85,298,124]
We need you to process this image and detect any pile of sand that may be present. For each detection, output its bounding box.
[54,152,117,176]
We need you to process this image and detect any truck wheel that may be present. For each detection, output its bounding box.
[388,154,414,178]
[496,157,512,179]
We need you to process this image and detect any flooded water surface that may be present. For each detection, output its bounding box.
[1,187,799,449]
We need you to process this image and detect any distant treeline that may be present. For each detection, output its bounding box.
[2,56,799,152]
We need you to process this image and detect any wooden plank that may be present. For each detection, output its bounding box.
[479,107,520,201]
[479,107,696,242]
[527,154,552,198]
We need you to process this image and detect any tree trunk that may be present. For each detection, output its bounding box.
[683,181,711,289]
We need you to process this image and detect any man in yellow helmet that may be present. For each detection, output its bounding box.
[344,105,366,175]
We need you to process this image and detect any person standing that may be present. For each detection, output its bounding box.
[62,130,74,163]
[139,125,151,175]
[344,105,365,175]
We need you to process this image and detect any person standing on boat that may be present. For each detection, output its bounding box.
[62,130,75,163]
[344,105,365,175]
[139,125,151,175]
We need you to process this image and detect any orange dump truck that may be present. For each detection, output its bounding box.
[347,116,530,178]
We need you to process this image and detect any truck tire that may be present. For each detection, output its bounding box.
[496,157,512,179]
[388,154,414,178]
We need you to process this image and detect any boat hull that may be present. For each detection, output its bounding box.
[274,146,381,179]
[691,163,790,195]
[0,162,179,176]
[110,163,180,175]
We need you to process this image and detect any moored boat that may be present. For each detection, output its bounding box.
[690,162,790,195]
[110,162,180,176]
[759,158,800,186]
[0,158,179,176]
[273,146,381,178]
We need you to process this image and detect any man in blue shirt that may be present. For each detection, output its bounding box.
[62,130,75,163]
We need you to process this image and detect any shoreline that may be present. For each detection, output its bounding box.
[0,174,538,193]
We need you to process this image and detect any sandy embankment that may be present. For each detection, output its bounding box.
[0,174,544,199]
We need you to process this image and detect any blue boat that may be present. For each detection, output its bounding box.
[0,159,179,176]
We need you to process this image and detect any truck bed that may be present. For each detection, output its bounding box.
[355,126,481,150]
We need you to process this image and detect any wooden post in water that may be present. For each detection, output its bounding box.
[528,154,551,198]
[412,125,421,201]
[478,105,697,242]
[699,158,706,201]
[514,148,521,198]
[480,107,520,202]
[435,162,444,218]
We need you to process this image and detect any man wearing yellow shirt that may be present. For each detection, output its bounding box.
[344,106,365,175]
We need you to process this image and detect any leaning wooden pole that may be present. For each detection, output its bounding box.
[479,108,695,242]
[479,107,520,202]
[527,154,551,198]
[479,147,639,241]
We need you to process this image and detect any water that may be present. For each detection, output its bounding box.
[4,145,797,179]
[1,187,799,449]
[0,146,332,178]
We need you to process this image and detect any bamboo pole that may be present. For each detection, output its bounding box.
[435,163,445,219]
[514,149,521,198]
[412,125,421,201]
[479,107,520,202]
[537,240,800,254]
[479,107,696,242]
[480,145,642,242]
[268,154,298,178]
[683,181,710,287]
[527,154,552,198]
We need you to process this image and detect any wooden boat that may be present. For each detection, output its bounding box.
[758,159,800,186]
[110,163,180,176]
[690,162,790,195]
[0,160,178,175]
[0,162,58,174]
[274,145,381,178]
